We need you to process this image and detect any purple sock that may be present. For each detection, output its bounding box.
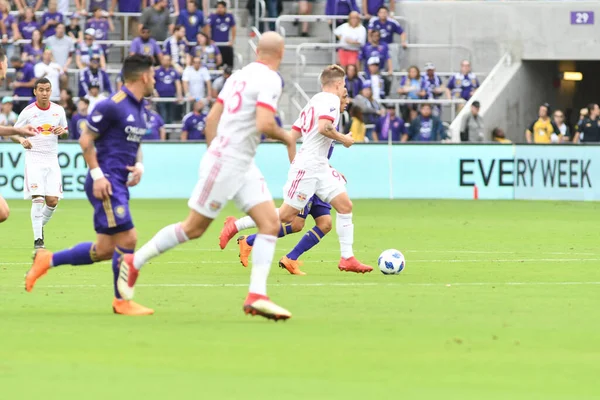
[112,246,133,299]
[246,234,257,246]
[247,224,293,246]
[52,242,98,267]
[287,226,325,260]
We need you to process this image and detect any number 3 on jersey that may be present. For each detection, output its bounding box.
[300,106,315,135]
[224,80,247,114]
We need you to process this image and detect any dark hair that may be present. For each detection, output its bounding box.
[10,55,21,63]
[92,6,103,13]
[197,31,210,42]
[350,105,364,122]
[56,22,66,29]
[407,65,420,79]
[378,6,389,13]
[174,24,184,32]
[79,98,90,105]
[587,103,597,113]
[34,77,52,90]
[140,25,150,31]
[345,63,357,78]
[421,103,432,110]
[122,54,154,82]
[216,1,227,8]
[492,127,503,138]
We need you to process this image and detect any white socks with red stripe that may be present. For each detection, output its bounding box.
[133,223,190,270]
[336,213,354,259]
[235,209,279,232]
[42,205,56,226]
[248,234,277,296]
[31,198,44,240]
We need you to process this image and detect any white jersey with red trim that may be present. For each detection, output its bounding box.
[212,61,283,164]
[292,91,340,166]
[14,101,68,165]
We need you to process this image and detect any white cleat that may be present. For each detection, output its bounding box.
[243,293,292,321]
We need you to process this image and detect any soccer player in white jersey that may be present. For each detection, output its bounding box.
[117,32,296,320]
[12,77,68,248]
[0,47,37,223]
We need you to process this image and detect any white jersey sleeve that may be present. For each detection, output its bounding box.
[256,75,282,113]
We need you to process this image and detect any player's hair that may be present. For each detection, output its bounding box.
[320,64,345,88]
[0,46,5,62]
[34,77,52,90]
[121,54,154,83]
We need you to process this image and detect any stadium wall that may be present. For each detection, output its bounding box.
[1,143,599,201]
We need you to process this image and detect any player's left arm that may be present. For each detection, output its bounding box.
[53,107,69,139]
[126,146,144,187]
[204,100,223,147]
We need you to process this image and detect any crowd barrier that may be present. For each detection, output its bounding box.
[0,143,598,201]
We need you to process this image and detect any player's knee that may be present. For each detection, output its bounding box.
[317,218,332,234]
[259,216,280,237]
[336,200,353,214]
[0,207,9,223]
[291,218,305,233]
[181,221,205,240]
[45,197,59,208]
[279,208,296,224]
[95,243,115,260]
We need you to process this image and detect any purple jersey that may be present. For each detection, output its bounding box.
[129,37,162,57]
[447,72,480,101]
[368,17,403,44]
[421,73,444,99]
[163,36,188,66]
[69,112,87,140]
[325,0,359,17]
[206,13,235,43]
[18,20,40,40]
[117,0,141,12]
[176,10,204,42]
[182,111,206,140]
[23,44,44,64]
[144,109,164,140]
[88,0,108,11]
[298,195,332,220]
[187,44,220,70]
[366,0,385,16]
[41,11,64,38]
[87,19,110,41]
[359,42,389,71]
[376,115,406,141]
[78,68,112,97]
[13,63,35,97]
[0,13,16,38]
[154,67,180,97]
[345,76,363,99]
[76,42,105,65]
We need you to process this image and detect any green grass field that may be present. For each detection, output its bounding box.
[1,199,600,399]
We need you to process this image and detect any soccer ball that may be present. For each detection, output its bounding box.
[377,249,405,275]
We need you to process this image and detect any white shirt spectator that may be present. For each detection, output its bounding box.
[334,22,367,51]
[34,62,62,98]
[0,111,18,126]
[182,65,211,100]
[57,0,69,14]
[370,74,383,100]
[86,93,107,113]
[45,34,74,67]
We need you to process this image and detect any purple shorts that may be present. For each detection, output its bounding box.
[298,195,331,220]
[85,174,134,235]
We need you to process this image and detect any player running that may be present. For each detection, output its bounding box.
[10,78,68,248]
[222,90,352,275]
[25,55,154,316]
[116,32,296,321]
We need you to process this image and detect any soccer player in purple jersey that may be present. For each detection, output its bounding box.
[25,55,156,316]
[220,90,352,276]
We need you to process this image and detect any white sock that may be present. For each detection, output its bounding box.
[133,223,189,270]
[235,215,257,232]
[248,234,277,296]
[31,198,44,240]
[41,205,56,226]
[336,213,354,259]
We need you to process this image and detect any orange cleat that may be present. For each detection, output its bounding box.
[219,216,238,249]
[25,249,53,292]
[243,293,291,321]
[112,298,154,316]
[338,256,373,274]
[279,256,306,276]
[117,253,139,300]
[237,235,253,267]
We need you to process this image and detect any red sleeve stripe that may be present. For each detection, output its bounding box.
[256,102,276,113]
[216,98,224,104]
[291,125,301,132]
[319,115,335,122]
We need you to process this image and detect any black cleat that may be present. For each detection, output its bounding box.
[34,238,45,249]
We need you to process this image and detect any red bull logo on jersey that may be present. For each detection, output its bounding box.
[37,123,55,136]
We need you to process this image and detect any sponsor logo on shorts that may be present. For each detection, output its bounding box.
[297,192,307,202]
[30,183,38,190]
[209,201,222,212]
[115,205,126,219]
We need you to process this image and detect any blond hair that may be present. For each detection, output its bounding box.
[320,64,346,88]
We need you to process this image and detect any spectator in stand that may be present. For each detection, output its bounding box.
[573,107,588,142]
[163,24,188,74]
[10,56,36,113]
[41,0,64,38]
[22,29,44,65]
[78,54,111,97]
[525,103,560,144]
[46,23,74,90]
[18,7,40,41]
[397,65,422,121]
[144,99,167,141]
[16,0,44,13]
[574,103,600,143]
[359,30,392,75]
[86,7,114,55]
[205,1,236,67]
[492,127,511,143]
[247,0,282,33]
[181,99,207,141]
[447,60,480,102]
[345,64,363,100]
[109,0,143,39]
[76,28,106,69]
[67,13,83,43]
[0,0,20,59]
[460,101,485,142]
[404,103,447,142]
[349,106,366,142]
[353,80,384,139]
[334,11,366,68]
[177,0,204,42]
[325,0,359,28]
[154,54,183,123]
[69,98,90,140]
[182,55,211,103]
[211,64,232,98]
[129,25,163,65]
[374,106,405,142]
[368,6,406,47]
[420,62,446,117]
[366,57,386,100]
[362,0,395,22]
[34,49,62,98]
[85,83,107,113]
[140,0,173,42]
[0,97,18,127]
[187,32,222,77]
[552,109,570,142]
[75,0,109,15]
[297,0,313,37]
[59,88,76,120]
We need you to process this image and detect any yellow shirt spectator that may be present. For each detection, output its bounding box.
[349,106,366,142]
[525,104,560,143]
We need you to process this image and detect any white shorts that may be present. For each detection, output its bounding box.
[282,163,346,210]
[24,162,63,200]
[188,155,272,219]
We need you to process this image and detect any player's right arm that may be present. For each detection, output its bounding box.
[8,108,36,147]
[204,100,223,147]
[317,118,354,148]
[255,73,295,149]
[83,101,115,200]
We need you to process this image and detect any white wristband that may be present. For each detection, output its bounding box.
[90,167,104,181]
[135,162,145,174]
